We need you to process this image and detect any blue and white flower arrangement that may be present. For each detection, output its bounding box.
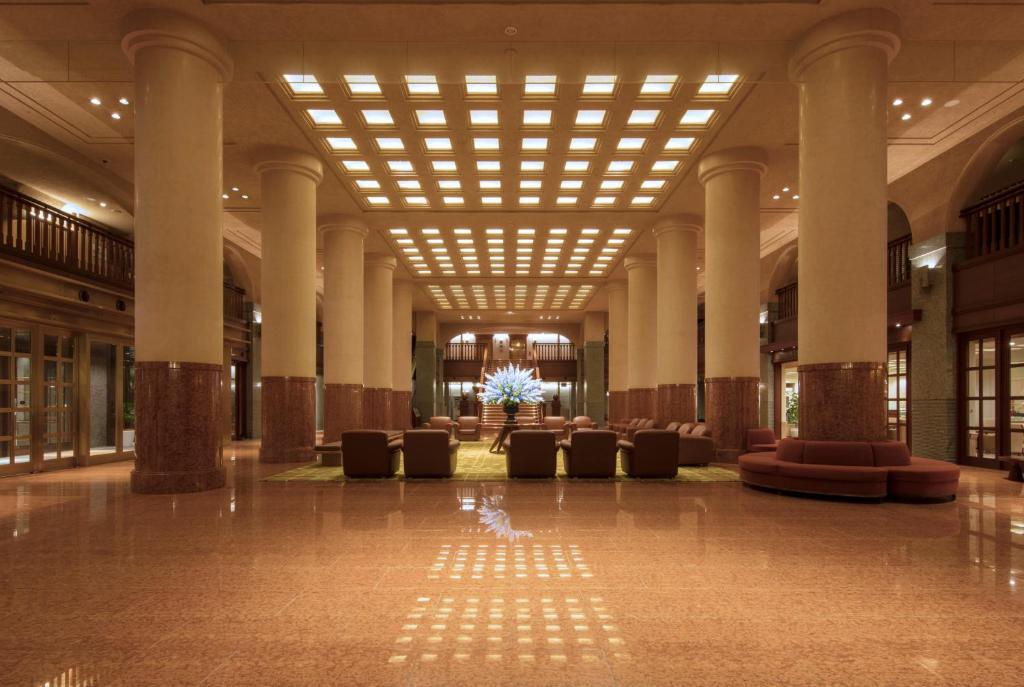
[479,364,543,410]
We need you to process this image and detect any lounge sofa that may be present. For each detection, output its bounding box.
[618,429,679,478]
[746,427,778,453]
[626,418,655,441]
[679,424,715,466]
[738,438,960,501]
[561,429,618,478]
[341,430,402,478]
[402,429,459,477]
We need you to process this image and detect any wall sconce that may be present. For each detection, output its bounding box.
[918,266,933,291]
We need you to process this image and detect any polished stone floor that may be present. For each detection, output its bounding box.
[1,440,1022,686]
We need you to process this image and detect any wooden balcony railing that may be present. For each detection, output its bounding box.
[960,180,1024,260]
[0,187,134,289]
[224,283,247,322]
[888,234,912,289]
[444,342,487,361]
[776,282,798,320]
[534,342,576,361]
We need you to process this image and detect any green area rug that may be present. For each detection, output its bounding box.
[263,441,740,483]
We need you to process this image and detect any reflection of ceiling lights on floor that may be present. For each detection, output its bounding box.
[429,543,591,580]
[389,594,627,665]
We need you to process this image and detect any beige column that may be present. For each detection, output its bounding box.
[253,148,322,463]
[654,215,702,426]
[122,10,231,493]
[791,9,900,441]
[698,148,767,455]
[319,215,368,441]
[581,311,607,424]
[606,281,629,422]
[624,255,657,420]
[363,253,396,428]
[413,310,440,423]
[391,280,413,429]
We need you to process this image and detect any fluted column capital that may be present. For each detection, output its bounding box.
[318,214,369,239]
[121,9,233,81]
[697,148,768,186]
[789,8,901,83]
[253,147,323,185]
[653,214,703,238]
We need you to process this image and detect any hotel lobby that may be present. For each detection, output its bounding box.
[1,1,1024,685]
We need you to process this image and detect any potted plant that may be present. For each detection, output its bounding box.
[479,364,543,424]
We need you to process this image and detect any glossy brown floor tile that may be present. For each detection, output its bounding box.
[0,440,1022,686]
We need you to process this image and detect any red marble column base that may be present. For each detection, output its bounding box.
[324,383,363,442]
[798,362,887,441]
[259,376,316,463]
[705,377,759,460]
[363,387,393,429]
[627,387,657,419]
[131,361,225,494]
[608,391,629,422]
[657,383,696,426]
[391,390,412,429]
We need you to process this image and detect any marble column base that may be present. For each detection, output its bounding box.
[657,384,696,427]
[799,362,887,441]
[324,383,363,442]
[627,387,657,419]
[363,387,393,429]
[608,391,629,422]
[391,390,412,429]
[705,377,759,459]
[259,376,316,463]
[131,361,225,494]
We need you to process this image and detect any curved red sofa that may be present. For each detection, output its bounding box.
[738,438,960,501]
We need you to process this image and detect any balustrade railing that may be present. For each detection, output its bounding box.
[776,282,798,320]
[960,180,1024,260]
[444,342,486,361]
[224,283,247,322]
[0,187,134,289]
[888,234,911,289]
[534,342,576,361]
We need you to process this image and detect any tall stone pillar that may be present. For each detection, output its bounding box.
[791,9,901,441]
[254,149,322,463]
[582,311,607,423]
[654,215,701,426]
[319,216,368,441]
[606,281,628,422]
[624,256,657,419]
[364,254,396,428]
[391,280,413,429]
[413,311,439,425]
[122,10,231,493]
[698,148,767,455]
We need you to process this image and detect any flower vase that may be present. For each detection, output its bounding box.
[504,403,519,424]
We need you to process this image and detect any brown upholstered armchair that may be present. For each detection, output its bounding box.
[402,429,459,477]
[456,416,481,441]
[746,427,778,453]
[678,422,696,435]
[561,429,618,478]
[679,424,715,466]
[421,416,455,434]
[609,417,636,434]
[626,418,655,441]
[618,429,679,478]
[505,430,558,478]
[572,415,595,430]
[541,415,574,440]
[664,421,681,433]
[341,430,402,478]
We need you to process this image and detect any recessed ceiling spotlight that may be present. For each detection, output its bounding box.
[241,194,249,199]
[99,201,107,208]
[222,194,229,199]
[944,99,960,108]
[792,194,800,200]
[110,112,121,120]
[782,186,790,193]
[892,98,903,106]
[772,194,780,200]
[89,97,101,106]
[118,97,130,106]
[920,97,933,107]
[231,187,240,192]
[901,113,912,121]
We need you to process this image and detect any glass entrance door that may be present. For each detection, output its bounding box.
[963,336,998,464]
[41,331,75,467]
[0,325,33,474]
[1009,332,1024,457]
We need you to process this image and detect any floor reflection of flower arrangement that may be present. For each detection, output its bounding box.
[477,495,533,542]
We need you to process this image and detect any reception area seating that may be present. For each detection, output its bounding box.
[455,416,481,441]
[746,427,779,453]
[572,415,595,429]
[738,438,960,501]
[678,424,715,466]
[626,418,655,440]
[340,430,402,478]
[618,429,679,478]
[561,429,618,477]
[505,429,558,478]
[541,415,573,439]
[402,429,459,478]
[422,416,456,434]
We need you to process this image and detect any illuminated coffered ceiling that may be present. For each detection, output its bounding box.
[274,71,742,212]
